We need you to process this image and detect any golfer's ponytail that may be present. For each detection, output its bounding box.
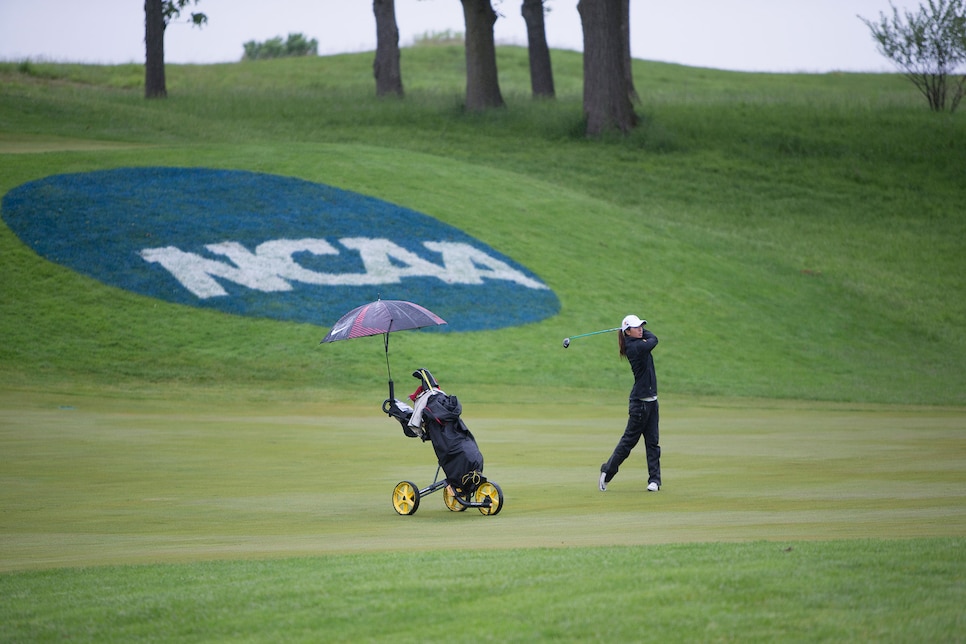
[618,330,628,360]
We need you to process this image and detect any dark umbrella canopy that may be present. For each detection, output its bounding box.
[320,299,446,343]
[320,299,447,399]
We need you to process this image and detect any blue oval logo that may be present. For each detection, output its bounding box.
[2,168,559,331]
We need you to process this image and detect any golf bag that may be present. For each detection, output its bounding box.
[383,369,485,494]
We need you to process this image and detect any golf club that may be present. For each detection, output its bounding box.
[562,326,627,348]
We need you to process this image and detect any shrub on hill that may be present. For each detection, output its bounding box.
[242,33,318,61]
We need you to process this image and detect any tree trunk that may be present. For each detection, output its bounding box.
[461,0,505,111]
[521,0,555,98]
[144,0,167,99]
[373,0,404,97]
[578,0,637,136]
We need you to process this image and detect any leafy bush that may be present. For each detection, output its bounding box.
[860,0,966,112]
[242,33,318,61]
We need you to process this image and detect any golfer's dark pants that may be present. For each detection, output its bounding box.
[601,399,660,486]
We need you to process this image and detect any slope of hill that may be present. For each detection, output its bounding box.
[1,48,963,404]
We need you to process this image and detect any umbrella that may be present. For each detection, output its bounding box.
[320,299,447,399]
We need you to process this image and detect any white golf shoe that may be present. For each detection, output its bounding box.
[647,482,660,492]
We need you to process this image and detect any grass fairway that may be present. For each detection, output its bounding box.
[1,47,964,640]
[2,389,964,570]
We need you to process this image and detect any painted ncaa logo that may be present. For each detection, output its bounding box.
[1,167,559,331]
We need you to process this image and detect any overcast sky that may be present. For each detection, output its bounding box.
[0,0,897,73]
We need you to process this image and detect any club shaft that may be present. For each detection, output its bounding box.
[568,327,620,340]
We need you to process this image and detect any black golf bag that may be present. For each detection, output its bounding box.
[383,368,484,494]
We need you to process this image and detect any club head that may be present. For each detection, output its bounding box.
[562,337,570,348]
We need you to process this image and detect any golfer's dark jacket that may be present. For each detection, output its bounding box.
[626,330,658,400]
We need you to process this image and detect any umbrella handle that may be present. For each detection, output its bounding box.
[383,330,394,400]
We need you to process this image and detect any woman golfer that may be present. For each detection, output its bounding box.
[599,314,662,492]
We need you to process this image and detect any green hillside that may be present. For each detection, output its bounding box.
[1,47,964,405]
[1,48,964,641]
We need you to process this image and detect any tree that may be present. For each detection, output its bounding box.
[860,0,966,112]
[461,0,505,110]
[373,0,404,97]
[144,0,207,99]
[521,0,555,98]
[578,0,637,135]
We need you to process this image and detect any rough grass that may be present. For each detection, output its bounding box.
[1,50,963,404]
[3,540,962,642]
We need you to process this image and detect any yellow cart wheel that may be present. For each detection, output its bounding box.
[475,481,503,516]
[443,485,468,512]
[392,480,420,515]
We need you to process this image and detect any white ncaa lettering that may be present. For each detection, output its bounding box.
[338,237,456,284]
[140,237,548,299]
[139,238,340,298]
[422,241,548,290]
